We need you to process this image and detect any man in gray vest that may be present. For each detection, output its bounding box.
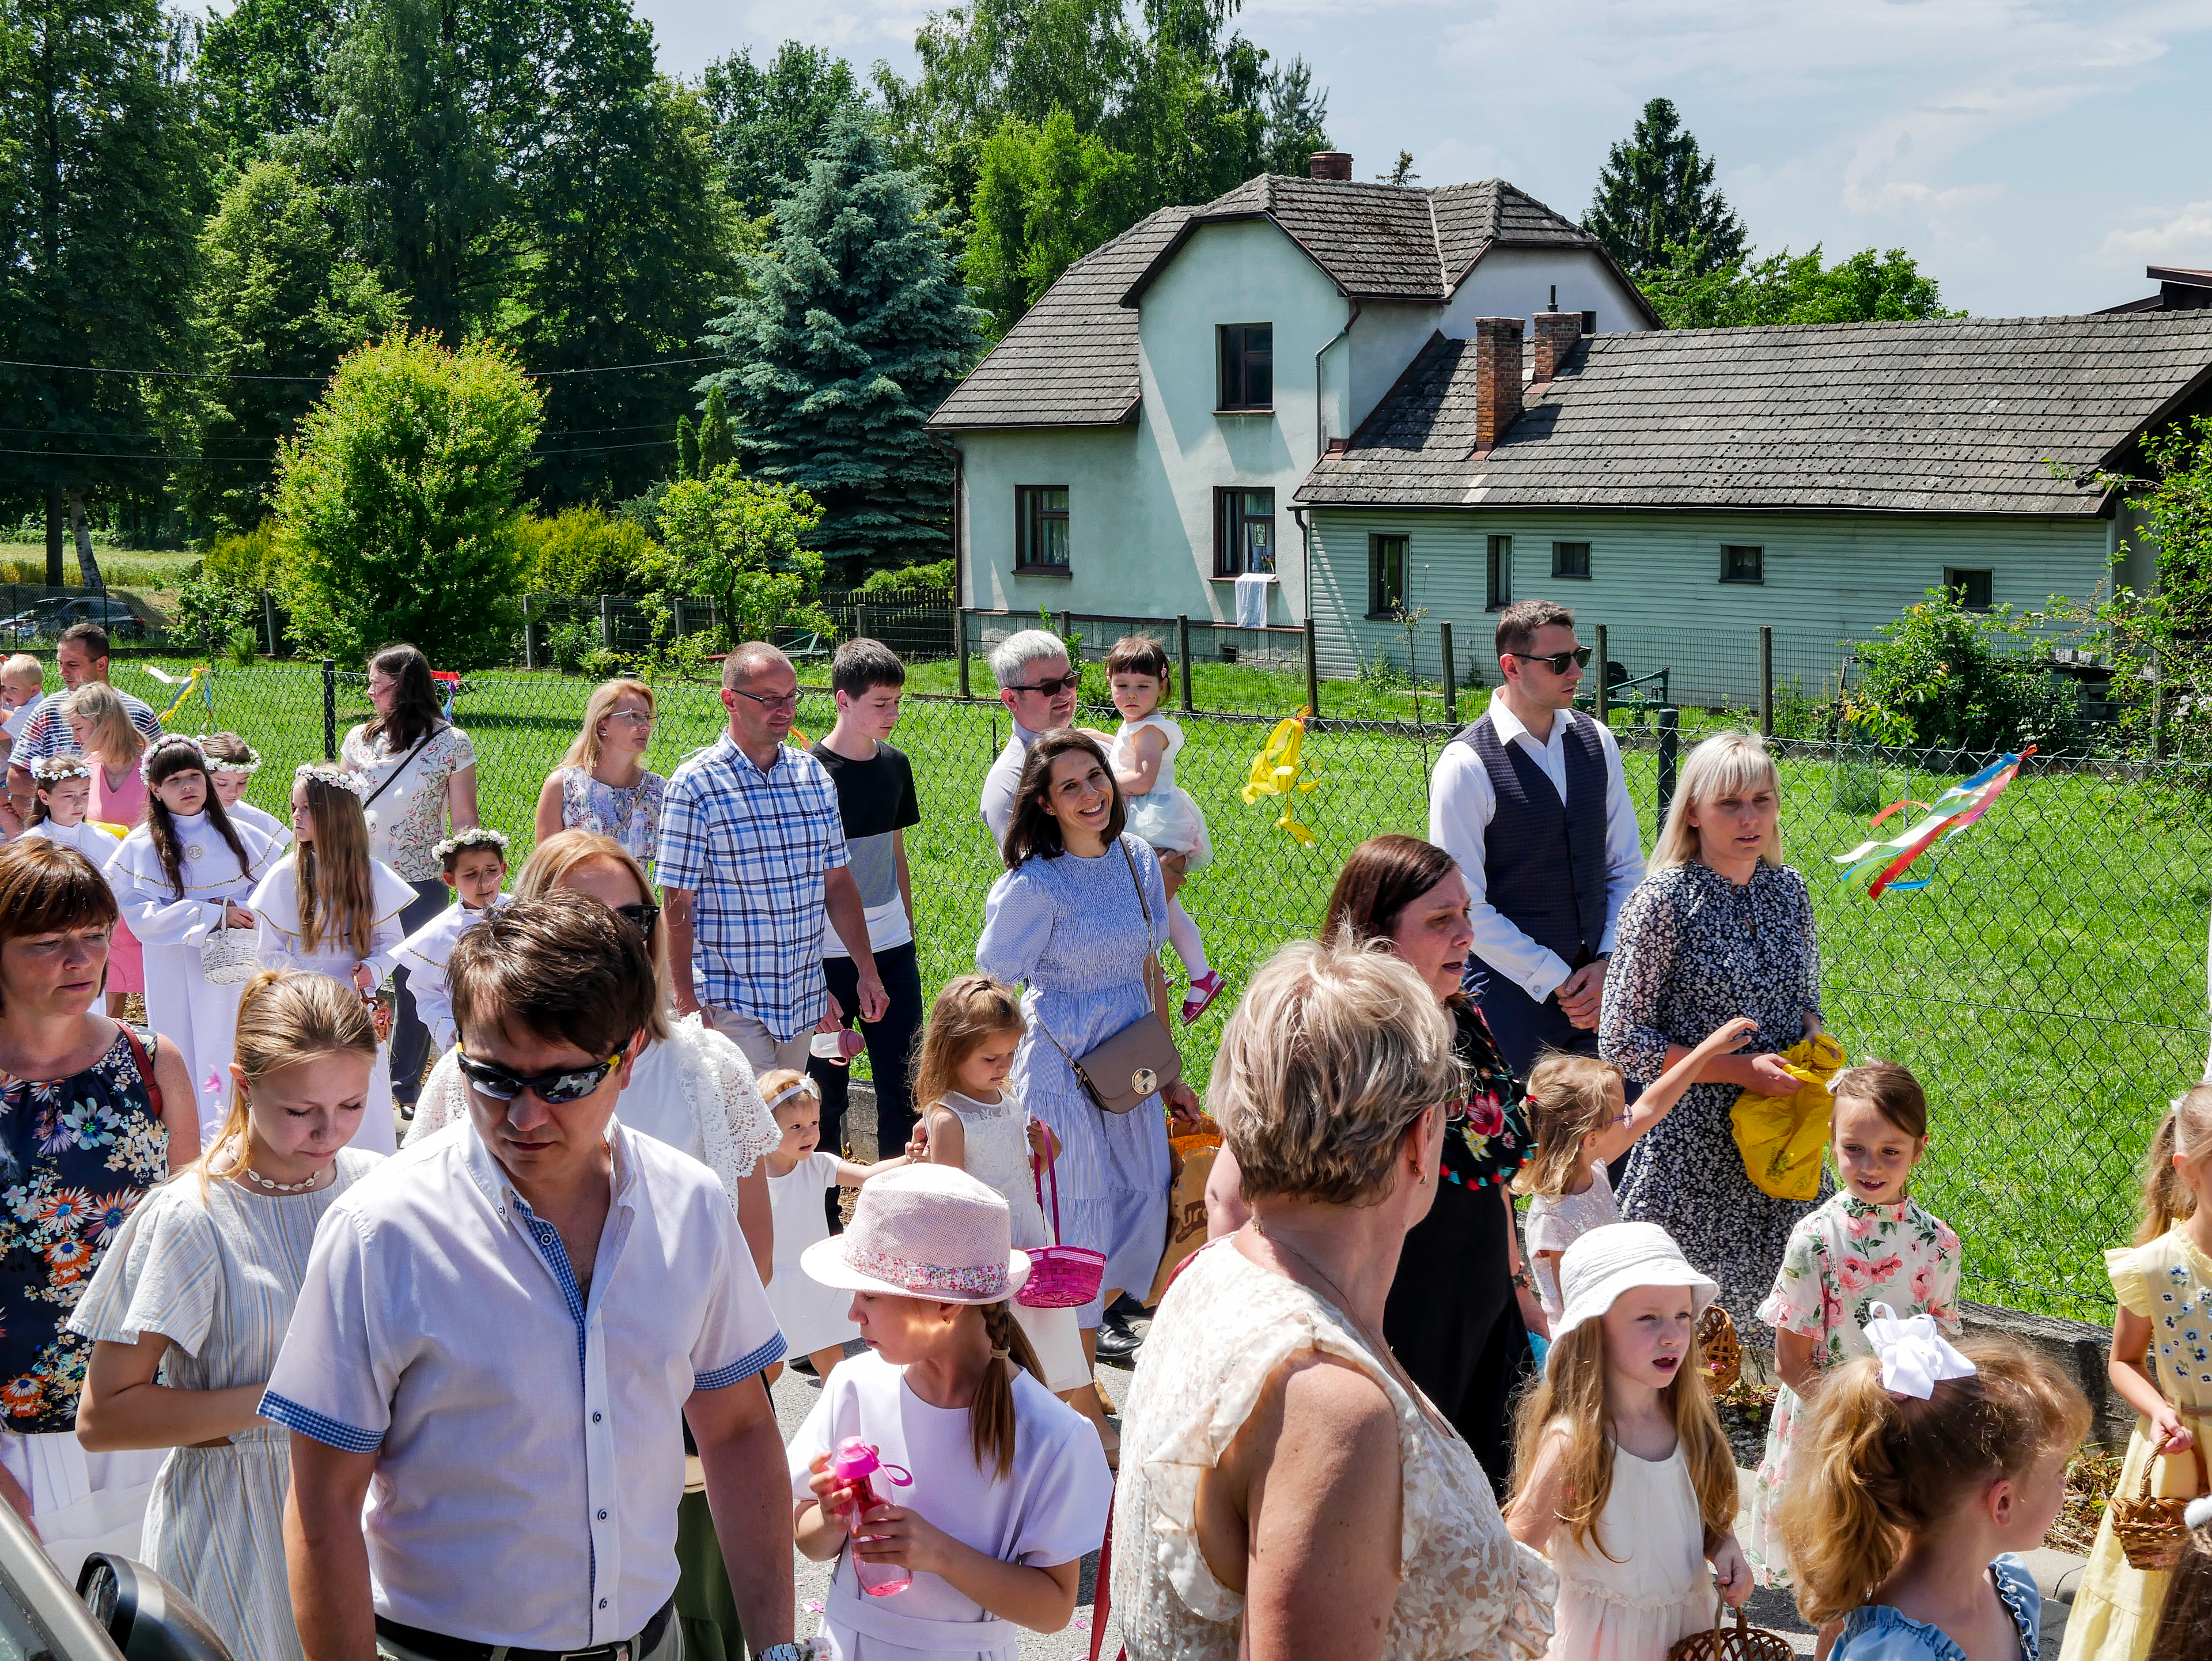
[1429,599,1645,1075]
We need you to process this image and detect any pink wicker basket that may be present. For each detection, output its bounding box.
[1018,1126,1105,1310]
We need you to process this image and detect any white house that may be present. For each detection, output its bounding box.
[927,152,1657,640]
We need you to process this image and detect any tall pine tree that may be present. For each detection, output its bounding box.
[700,113,984,577]
[1584,97,1745,277]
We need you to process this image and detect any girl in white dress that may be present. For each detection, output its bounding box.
[202,734,290,856]
[791,1166,1114,1661]
[18,756,123,873]
[1506,1224,1750,1661]
[70,968,384,1661]
[391,828,509,1056]
[249,766,415,1155]
[760,1070,869,1384]
[1103,635,1222,1024]
[105,735,273,1141]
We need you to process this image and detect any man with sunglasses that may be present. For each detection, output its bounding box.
[267,891,798,1661]
[1429,599,1645,1089]
[979,629,1082,847]
[659,641,888,1075]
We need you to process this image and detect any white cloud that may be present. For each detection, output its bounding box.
[2099,202,2212,270]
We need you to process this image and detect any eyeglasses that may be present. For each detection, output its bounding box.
[1504,648,1593,675]
[614,901,660,937]
[606,709,653,725]
[1007,673,1081,697]
[456,1044,628,1105]
[729,687,800,711]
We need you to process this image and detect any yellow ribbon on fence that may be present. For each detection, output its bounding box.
[1729,1031,1848,1201]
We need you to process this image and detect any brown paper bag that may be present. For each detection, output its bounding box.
[1147,1117,1224,1306]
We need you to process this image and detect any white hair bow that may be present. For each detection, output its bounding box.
[2188,1494,2212,1532]
[1862,1302,1976,1400]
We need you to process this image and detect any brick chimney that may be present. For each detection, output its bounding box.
[1472,316,1524,455]
[1531,311,1583,382]
[1308,152,1353,181]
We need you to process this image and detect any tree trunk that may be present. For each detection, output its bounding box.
[44,491,63,588]
[66,490,103,593]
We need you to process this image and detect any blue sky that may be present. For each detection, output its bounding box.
[632,0,2212,318]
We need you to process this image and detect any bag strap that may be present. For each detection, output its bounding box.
[118,1023,163,1118]
[1089,1487,1116,1661]
[360,727,439,811]
[1119,838,1153,931]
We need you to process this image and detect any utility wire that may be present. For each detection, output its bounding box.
[0,353,726,383]
[0,438,676,464]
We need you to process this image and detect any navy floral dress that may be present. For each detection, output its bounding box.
[1382,1001,1534,1497]
[0,1024,171,1432]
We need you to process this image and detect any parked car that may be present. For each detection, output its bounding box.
[0,596,147,645]
[0,1503,230,1661]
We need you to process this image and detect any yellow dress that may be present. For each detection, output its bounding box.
[2060,1228,2212,1661]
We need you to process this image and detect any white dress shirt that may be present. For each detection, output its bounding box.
[261,1117,783,1649]
[978,721,1040,849]
[1428,691,1646,1002]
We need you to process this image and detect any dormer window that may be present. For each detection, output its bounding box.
[1218,324,1274,411]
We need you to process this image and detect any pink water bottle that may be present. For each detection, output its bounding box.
[830,1437,914,1597]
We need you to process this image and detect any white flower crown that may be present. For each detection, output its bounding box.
[294,762,372,800]
[138,733,208,784]
[433,826,511,861]
[28,755,91,784]
[206,744,262,778]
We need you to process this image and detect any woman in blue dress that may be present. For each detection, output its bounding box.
[976,730,1200,1399]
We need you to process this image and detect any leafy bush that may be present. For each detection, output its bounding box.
[175,577,263,653]
[1355,645,1408,697]
[634,464,828,663]
[1833,588,2077,754]
[517,506,656,597]
[857,559,953,594]
[203,523,286,589]
[547,620,599,676]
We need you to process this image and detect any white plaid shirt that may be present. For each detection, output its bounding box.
[657,733,849,1038]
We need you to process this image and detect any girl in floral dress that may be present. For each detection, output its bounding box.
[1745,1061,1961,1587]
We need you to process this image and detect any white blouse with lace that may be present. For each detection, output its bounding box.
[403,1014,778,1206]
[1111,1240,1556,1661]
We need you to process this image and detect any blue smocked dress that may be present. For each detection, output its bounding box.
[977,834,1171,1326]
[1832,1554,2040,1659]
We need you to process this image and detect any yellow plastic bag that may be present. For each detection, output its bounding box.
[1729,1032,1847,1201]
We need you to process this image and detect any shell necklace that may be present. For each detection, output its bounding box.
[215,1152,329,1194]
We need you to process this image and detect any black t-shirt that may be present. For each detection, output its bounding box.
[811,740,922,953]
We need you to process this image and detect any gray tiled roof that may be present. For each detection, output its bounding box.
[1294,313,2212,516]
[929,207,1192,431]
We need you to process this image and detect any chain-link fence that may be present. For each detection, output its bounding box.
[105,654,2201,1322]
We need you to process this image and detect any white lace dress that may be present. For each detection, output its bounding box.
[1524,1161,1620,1321]
[1112,1241,1556,1661]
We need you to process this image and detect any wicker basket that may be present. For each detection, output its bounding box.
[1696,1304,1741,1395]
[1665,1601,1793,1661]
[199,911,260,986]
[2112,1439,2211,1571]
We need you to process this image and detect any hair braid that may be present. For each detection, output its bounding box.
[969,1301,1046,1480]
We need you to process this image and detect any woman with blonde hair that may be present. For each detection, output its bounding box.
[64,682,146,1015]
[1598,729,1825,1326]
[533,677,665,868]
[70,969,382,1661]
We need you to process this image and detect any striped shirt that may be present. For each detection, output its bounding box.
[656,733,849,1038]
[13,684,160,763]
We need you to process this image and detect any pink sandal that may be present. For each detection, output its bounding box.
[1180,970,1227,1025]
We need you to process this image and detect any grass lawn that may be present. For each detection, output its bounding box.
[111,656,2206,1322]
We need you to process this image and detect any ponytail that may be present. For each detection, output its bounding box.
[2139,1085,2212,1244]
[971,1300,1046,1480]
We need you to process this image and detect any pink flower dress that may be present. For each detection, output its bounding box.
[1744,1191,1961,1586]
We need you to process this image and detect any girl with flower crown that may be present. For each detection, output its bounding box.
[391,826,509,1058]
[201,735,289,856]
[105,735,274,1145]
[247,766,414,1153]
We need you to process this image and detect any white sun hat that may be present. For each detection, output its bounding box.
[1549,1221,1719,1364]
[801,1164,1032,1305]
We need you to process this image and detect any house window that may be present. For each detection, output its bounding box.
[1486,535,1512,611]
[1016,487,1069,570]
[1214,488,1277,577]
[1369,535,1408,616]
[1946,567,1993,610]
[1552,540,1591,580]
[1721,544,1764,584]
[1218,324,1274,411]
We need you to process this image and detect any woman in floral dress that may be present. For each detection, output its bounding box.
[532,678,665,871]
[0,838,196,1575]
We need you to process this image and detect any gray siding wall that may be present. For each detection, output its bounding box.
[1307,507,2118,706]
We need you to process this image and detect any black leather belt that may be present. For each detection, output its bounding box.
[375,1598,674,1661]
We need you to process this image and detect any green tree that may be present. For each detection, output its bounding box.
[195,0,342,168]
[640,463,825,645]
[168,158,402,534]
[700,114,985,574]
[696,381,737,472]
[0,0,202,582]
[1834,586,2076,754]
[272,330,543,667]
[516,504,654,594]
[1641,241,1959,330]
[698,41,868,221]
[675,414,699,478]
[964,108,1131,335]
[1585,96,1745,276]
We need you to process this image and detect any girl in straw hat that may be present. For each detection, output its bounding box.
[790,1164,1113,1661]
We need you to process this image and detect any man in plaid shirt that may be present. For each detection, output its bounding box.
[660,642,887,1073]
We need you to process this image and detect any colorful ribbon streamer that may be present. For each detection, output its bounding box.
[143,664,214,730]
[1240,710,1319,845]
[1832,748,2032,898]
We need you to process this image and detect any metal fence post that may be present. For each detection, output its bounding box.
[599,595,615,652]
[854,601,869,643]
[321,659,336,762]
[1656,705,1680,825]
[1593,623,1609,727]
[957,610,972,698]
[521,595,537,670]
[671,595,686,640]
[1759,625,1774,737]
[1440,622,1456,725]
[1177,616,1193,713]
[261,589,279,658]
[1304,617,1320,716]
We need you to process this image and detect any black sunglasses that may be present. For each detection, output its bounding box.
[615,901,660,937]
[456,1044,627,1105]
[1505,647,1593,675]
[1009,673,1081,697]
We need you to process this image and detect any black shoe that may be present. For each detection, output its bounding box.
[1094,1303,1145,1363]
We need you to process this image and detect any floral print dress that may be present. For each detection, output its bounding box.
[1744,1191,1961,1586]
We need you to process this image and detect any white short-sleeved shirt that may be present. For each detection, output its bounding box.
[260,1117,785,1649]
